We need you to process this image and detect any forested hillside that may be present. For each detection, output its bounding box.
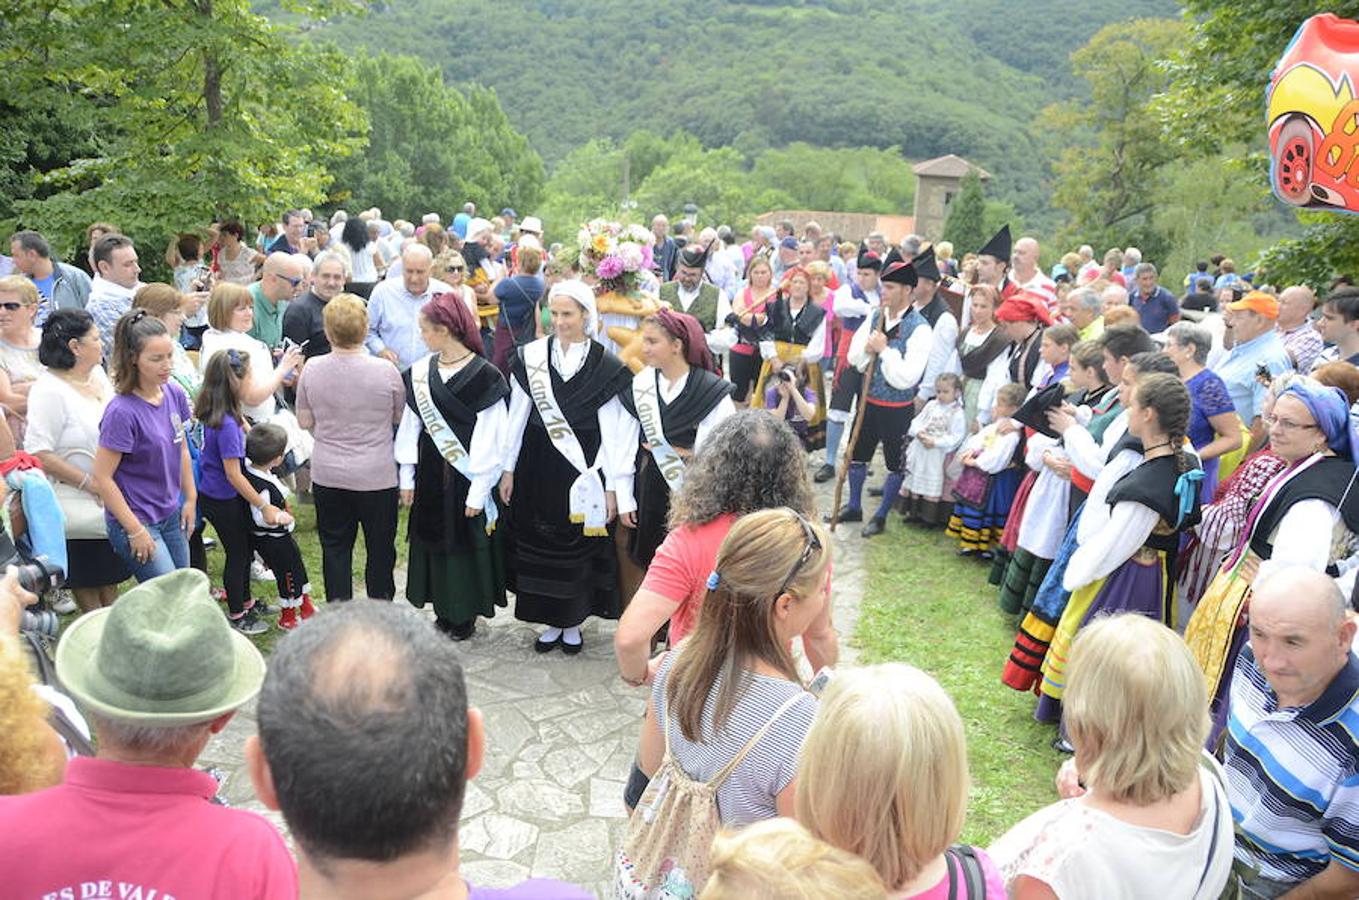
[314,0,1179,222]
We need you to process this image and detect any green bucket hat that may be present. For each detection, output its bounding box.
[56,569,266,726]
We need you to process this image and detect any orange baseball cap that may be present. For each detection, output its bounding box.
[1226,291,1279,319]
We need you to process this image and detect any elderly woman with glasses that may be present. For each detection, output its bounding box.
[1184,378,1359,746]
[621,508,830,897]
[0,276,45,444]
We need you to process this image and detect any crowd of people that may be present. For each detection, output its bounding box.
[0,203,1356,900]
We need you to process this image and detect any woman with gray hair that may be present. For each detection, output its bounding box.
[613,409,835,686]
[1164,321,1243,499]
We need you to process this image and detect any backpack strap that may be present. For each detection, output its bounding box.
[945,845,986,899]
[708,691,807,789]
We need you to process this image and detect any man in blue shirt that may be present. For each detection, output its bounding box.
[1129,262,1180,334]
[365,244,452,370]
[1224,568,1359,899]
[268,209,314,257]
[8,230,91,323]
[1213,291,1293,451]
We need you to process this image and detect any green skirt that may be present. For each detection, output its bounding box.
[406,523,507,626]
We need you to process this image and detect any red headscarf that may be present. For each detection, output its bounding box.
[780,265,811,292]
[424,292,485,356]
[652,309,716,372]
[995,291,1054,326]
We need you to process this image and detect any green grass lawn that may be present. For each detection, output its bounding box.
[854,522,1060,846]
[201,502,409,656]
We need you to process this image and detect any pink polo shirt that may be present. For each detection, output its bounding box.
[0,756,297,899]
[640,513,738,644]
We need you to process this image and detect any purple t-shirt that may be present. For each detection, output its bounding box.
[468,880,591,899]
[99,382,191,524]
[200,414,246,501]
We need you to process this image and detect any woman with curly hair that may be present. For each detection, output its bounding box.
[613,409,833,686]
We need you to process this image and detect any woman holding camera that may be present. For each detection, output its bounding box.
[766,364,819,449]
[25,310,130,610]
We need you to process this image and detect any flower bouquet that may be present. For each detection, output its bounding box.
[577,219,655,295]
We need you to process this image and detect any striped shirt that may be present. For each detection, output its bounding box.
[1223,645,1359,883]
[652,651,816,827]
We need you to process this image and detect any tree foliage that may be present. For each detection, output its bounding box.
[1042,19,1187,262]
[324,53,544,220]
[316,0,1178,230]
[943,172,988,256]
[531,130,921,237]
[1,0,368,261]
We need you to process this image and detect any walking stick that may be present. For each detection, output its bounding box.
[829,309,886,531]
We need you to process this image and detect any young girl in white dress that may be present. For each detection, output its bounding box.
[903,373,967,525]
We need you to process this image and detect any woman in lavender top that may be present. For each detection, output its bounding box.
[92,310,196,581]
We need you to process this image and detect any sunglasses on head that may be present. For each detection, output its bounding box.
[776,509,823,597]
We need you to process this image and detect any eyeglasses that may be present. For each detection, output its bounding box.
[0,302,29,311]
[449,266,466,273]
[1266,415,1319,433]
[775,510,823,598]
[273,272,303,288]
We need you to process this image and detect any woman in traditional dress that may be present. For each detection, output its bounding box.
[751,266,827,445]
[953,283,1010,432]
[501,279,639,654]
[396,292,509,640]
[727,255,776,404]
[1184,379,1359,744]
[1035,373,1203,723]
[996,326,1078,615]
[620,310,734,570]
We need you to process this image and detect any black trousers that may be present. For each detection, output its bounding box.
[313,484,398,601]
[200,494,252,615]
[253,534,309,599]
[850,402,912,473]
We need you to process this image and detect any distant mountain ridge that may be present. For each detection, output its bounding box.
[312,0,1180,220]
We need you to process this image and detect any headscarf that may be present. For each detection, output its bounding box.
[652,309,715,372]
[423,292,485,357]
[548,278,598,337]
[995,291,1054,326]
[1281,382,1359,465]
[780,265,810,293]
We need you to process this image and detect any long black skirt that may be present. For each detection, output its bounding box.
[505,426,621,627]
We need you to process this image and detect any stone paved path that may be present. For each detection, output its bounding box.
[199,464,866,898]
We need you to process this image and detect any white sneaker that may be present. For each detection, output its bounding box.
[250,560,275,582]
[51,589,77,615]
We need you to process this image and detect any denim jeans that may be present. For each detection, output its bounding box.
[107,511,190,582]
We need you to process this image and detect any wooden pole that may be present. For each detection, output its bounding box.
[829,309,886,531]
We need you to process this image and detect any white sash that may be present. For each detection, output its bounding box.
[523,338,609,536]
[632,367,686,495]
[411,356,498,534]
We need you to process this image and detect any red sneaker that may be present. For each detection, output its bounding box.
[278,607,299,630]
[298,594,316,620]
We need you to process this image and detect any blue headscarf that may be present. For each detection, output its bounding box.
[1280,382,1359,465]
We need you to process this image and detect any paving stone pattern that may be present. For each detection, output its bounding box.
[199,465,866,898]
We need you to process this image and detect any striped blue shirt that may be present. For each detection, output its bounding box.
[1224,645,1359,883]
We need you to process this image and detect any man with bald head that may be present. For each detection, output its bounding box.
[1009,235,1057,316]
[1276,285,1322,373]
[1222,567,1359,899]
[365,243,452,370]
[249,251,305,348]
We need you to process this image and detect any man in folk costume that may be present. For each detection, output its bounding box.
[908,244,960,406]
[975,223,1014,298]
[816,244,883,482]
[658,243,727,334]
[833,256,933,537]
[501,279,640,655]
[997,292,1053,392]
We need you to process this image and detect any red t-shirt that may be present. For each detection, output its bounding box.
[640,513,738,644]
[0,757,298,899]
